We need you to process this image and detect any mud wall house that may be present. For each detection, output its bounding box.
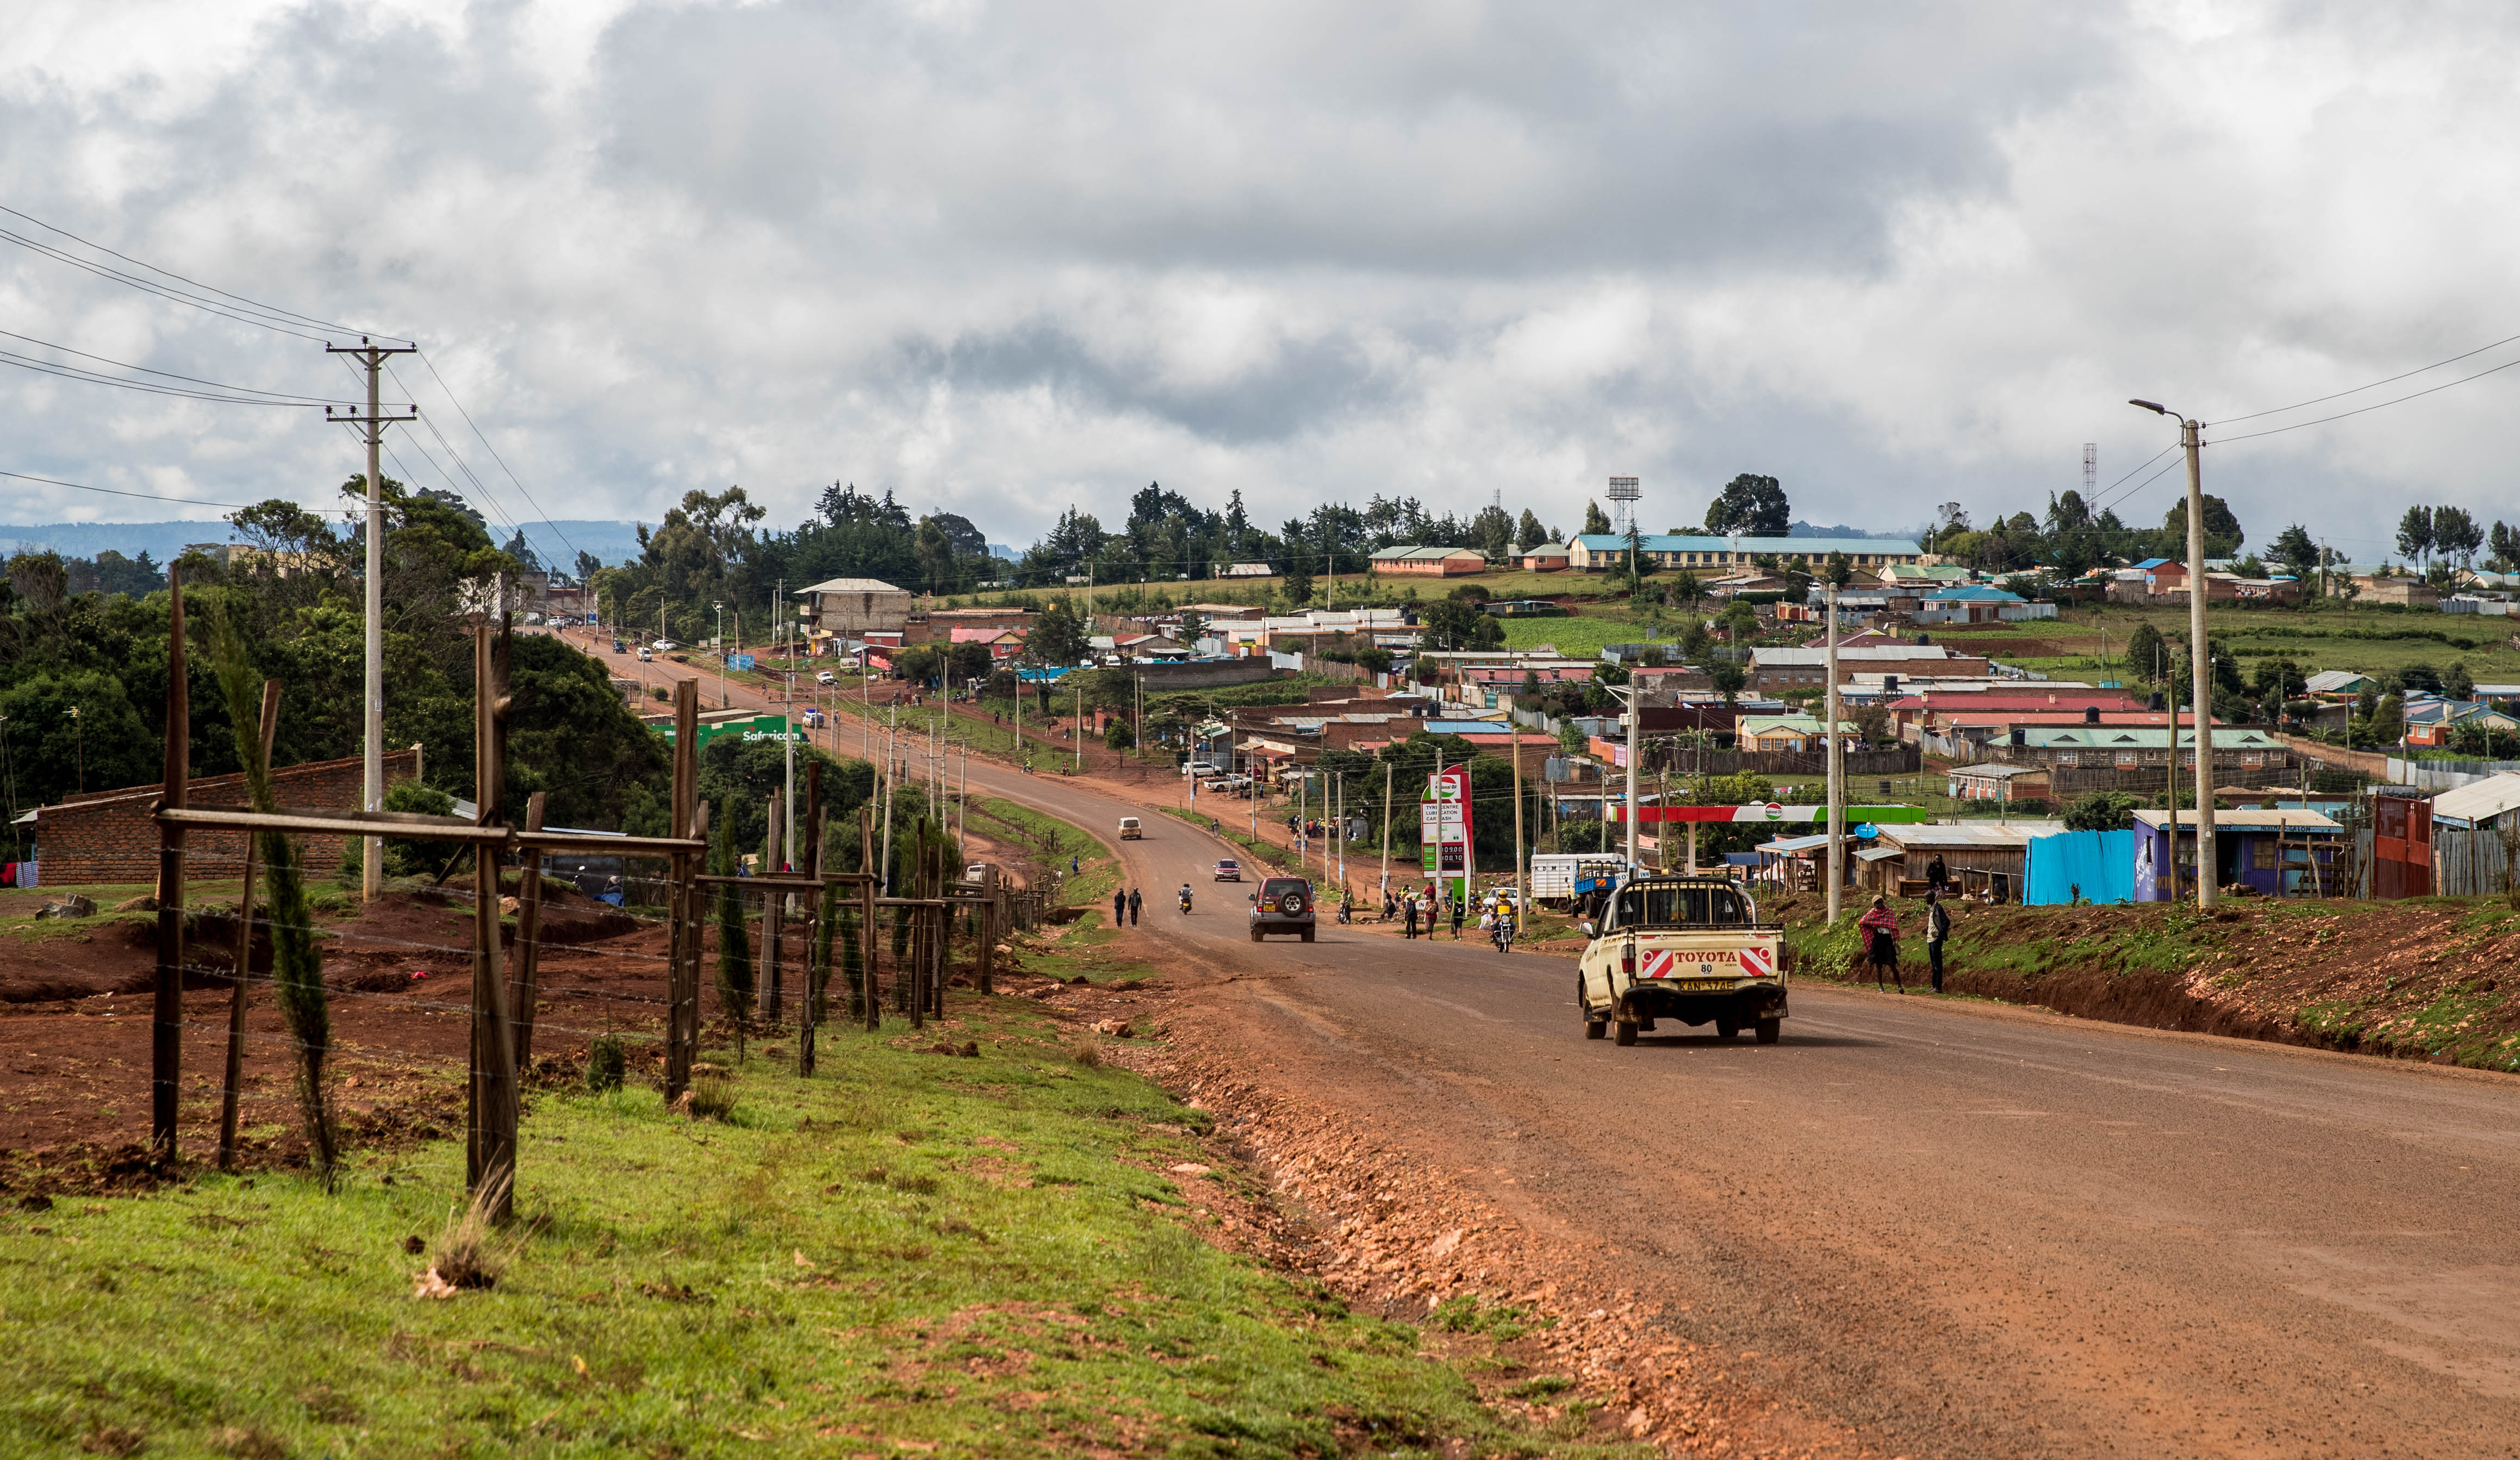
[2350,576,2438,608]
[24,749,422,885]
[795,577,913,646]
[2131,808,2345,901]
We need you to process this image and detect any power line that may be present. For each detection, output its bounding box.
[2207,329,2520,426]
[2210,353,2520,444]
[0,327,359,404]
[0,202,409,342]
[0,466,291,513]
[0,350,355,408]
[413,351,584,567]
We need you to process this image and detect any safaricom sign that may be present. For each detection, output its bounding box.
[741,729,804,743]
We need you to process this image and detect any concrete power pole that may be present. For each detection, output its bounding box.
[1622,681,1640,872]
[2179,415,2217,909]
[323,338,415,903]
[1825,581,1843,926]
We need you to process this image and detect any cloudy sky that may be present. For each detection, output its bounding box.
[3,0,2517,560]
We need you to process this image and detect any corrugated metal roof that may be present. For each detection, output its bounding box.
[2425,772,2520,827]
[2132,809,2343,831]
[1876,822,2062,850]
[795,577,910,595]
[2021,726,2279,748]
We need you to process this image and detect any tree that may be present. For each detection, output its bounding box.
[2271,524,2318,580]
[2491,521,2520,573]
[1703,473,1790,537]
[1278,533,1315,607]
[1821,551,1854,589]
[2399,663,2442,695]
[1104,716,1135,751]
[2160,494,2245,560]
[2446,660,2476,701]
[1515,509,1552,552]
[2397,505,2435,568]
[1470,504,1516,562]
[2435,505,2484,570]
[1582,500,1611,535]
[1028,596,1090,667]
[1717,601,1760,640]
[1709,660,1747,706]
[2123,621,2168,682]
[2063,790,2140,832]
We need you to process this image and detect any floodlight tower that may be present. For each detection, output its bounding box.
[1606,476,1641,536]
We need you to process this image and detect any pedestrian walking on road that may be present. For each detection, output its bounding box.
[1925,890,1951,993]
[1112,889,1127,927]
[1127,887,1142,927]
[1403,896,1419,938]
[1858,895,1903,991]
[1451,896,1466,940]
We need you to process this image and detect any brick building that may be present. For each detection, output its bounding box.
[24,748,422,885]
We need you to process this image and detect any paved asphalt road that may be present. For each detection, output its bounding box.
[614,645,2520,1457]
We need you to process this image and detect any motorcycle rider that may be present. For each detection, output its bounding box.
[1178,882,1193,913]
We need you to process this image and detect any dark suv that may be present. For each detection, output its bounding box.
[1248,877,1316,943]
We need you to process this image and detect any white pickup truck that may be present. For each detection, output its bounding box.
[1575,874,1790,1046]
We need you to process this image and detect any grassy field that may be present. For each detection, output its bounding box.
[0,998,1641,1459]
[1950,602,2520,684]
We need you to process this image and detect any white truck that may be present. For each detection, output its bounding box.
[1575,873,1790,1046]
[1529,854,1629,909]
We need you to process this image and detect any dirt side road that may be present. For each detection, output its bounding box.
[968,755,2520,1460]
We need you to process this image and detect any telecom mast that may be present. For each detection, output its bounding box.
[2083,444,2096,501]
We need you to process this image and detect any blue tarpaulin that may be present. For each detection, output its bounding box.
[2023,829,2134,906]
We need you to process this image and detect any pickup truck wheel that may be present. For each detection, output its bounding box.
[1299,928,1315,943]
[1715,1019,1739,1040]
[1249,928,1264,943]
[1613,1020,1639,1046]
[1584,1020,1607,1040]
[1755,1018,1782,1044]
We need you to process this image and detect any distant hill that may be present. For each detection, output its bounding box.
[0,519,651,570]
[1787,520,1918,540]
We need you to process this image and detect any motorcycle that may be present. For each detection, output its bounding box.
[1178,888,1193,914]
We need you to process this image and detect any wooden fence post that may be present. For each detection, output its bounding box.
[153,566,189,1168]
[763,793,783,1027]
[217,679,279,1172]
[469,617,520,1224]
[801,760,823,1076]
[860,807,879,1031]
[665,681,698,1100]
[511,791,547,1069]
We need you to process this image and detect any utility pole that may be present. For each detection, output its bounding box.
[880,707,898,895]
[1622,681,1640,872]
[1512,720,1526,920]
[2133,398,2218,908]
[1380,760,1394,898]
[1825,580,1843,925]
[783,666,797,872]
[324,338,416,903]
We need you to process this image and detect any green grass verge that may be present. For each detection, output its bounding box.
[0,1003,1641,1459]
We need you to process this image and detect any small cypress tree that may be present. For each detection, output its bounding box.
[712,812,755,1056]
[203,605,339,1187]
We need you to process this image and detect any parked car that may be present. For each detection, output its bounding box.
[816,670,837,686]
[1213,859,1241,882]
[1248,877,1315,943]
[652,639,679,652]
[1184,760,1222,776]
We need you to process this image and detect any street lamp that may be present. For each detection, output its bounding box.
[714,602,726,708]
[2129,397,2218,908]
[69,704,83,795]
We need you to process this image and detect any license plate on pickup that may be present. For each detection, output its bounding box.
[1674,977,1737,992]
